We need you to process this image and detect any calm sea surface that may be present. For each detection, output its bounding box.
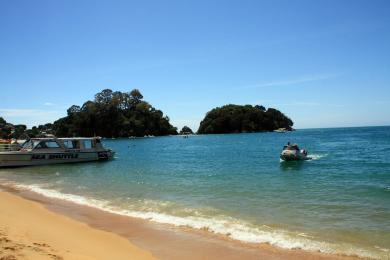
[1,126,390,258]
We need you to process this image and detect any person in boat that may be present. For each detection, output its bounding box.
[292,144,300,151]
[292,143,307,155]
[283,142,300,151]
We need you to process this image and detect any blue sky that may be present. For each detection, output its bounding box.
[1,0,389,131]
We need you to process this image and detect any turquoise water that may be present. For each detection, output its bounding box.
[1,126,390,258]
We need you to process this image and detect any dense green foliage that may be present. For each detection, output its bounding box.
[180,126,193,135]
[53,89,177,137]
[198,104,293,134]
[1,93,295,139]
[0,117,27,139]
[26,123,54,137]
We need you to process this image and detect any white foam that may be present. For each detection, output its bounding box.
[9,183,386,259]
[309,153,327,160]
[375,246,389,252]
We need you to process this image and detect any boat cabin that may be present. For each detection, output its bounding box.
[283,144,300,151]
[21,137,104,152]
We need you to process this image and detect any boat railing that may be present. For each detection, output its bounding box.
[0,144,22,152]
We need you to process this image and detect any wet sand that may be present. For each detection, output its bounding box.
[0,185,363,260]
[0,190,155,260]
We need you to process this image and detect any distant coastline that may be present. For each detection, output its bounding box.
[1,89,294,139]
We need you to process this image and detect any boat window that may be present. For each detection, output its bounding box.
[63,140,72,148]
[22,140,38,149]
[22,140,30,149]
[83,140,93,149]
[63,140,80,149]
[35,141,60,149]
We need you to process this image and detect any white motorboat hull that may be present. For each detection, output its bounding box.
[280,149,308,161]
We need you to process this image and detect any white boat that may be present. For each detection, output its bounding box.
[280,143,309,161]
[0,137,114,167]
[274,128,289,133]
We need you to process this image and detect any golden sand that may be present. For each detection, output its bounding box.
[0,191,155,260]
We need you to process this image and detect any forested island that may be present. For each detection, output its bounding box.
[1,91,294,139]
[198,104,293,134]
[1,89,177,139]
[54,89,178,137]
[180,126,194,135]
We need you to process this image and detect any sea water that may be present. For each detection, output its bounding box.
[1,126,389,259]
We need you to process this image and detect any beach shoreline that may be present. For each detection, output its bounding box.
[0,189,155,260]
[0,185,363,260]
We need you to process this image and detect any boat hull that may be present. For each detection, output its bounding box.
[280,149,308,161]
[0,150,114,167]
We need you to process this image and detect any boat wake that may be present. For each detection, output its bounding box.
[1,181,384,260]
[308,153,327,160]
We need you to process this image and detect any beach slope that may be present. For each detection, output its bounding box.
[0,191,155,260]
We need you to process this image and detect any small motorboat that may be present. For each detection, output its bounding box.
[280,143,309,161]
[274,128,289,133]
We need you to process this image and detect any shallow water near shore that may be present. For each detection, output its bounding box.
[1,126,390,259]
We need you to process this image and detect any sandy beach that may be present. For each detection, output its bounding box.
[0,187,363,260]
[0,190,155,260]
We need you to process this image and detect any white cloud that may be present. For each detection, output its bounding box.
[43,102,54,106]
[0,109,65,127]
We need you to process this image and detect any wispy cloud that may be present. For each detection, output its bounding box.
[43,102,54,106]
[278,101,321,107]
[249,101,321,108]
[0,109,60,117]
[241,73,340,89]
[0,109,65,127]
[250,101,347,108]
[275,102,347,108]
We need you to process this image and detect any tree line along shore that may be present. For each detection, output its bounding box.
[0,89,293,139]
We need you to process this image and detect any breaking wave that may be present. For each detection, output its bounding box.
[3,182,384,259]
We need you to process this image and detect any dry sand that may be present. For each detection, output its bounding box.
[0,191,155,260]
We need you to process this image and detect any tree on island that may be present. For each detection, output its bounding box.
[0,117,28,139]
[0,117,12,139]
[180,126,194,135]
[197,104,293,134]
[53,89,178,137]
